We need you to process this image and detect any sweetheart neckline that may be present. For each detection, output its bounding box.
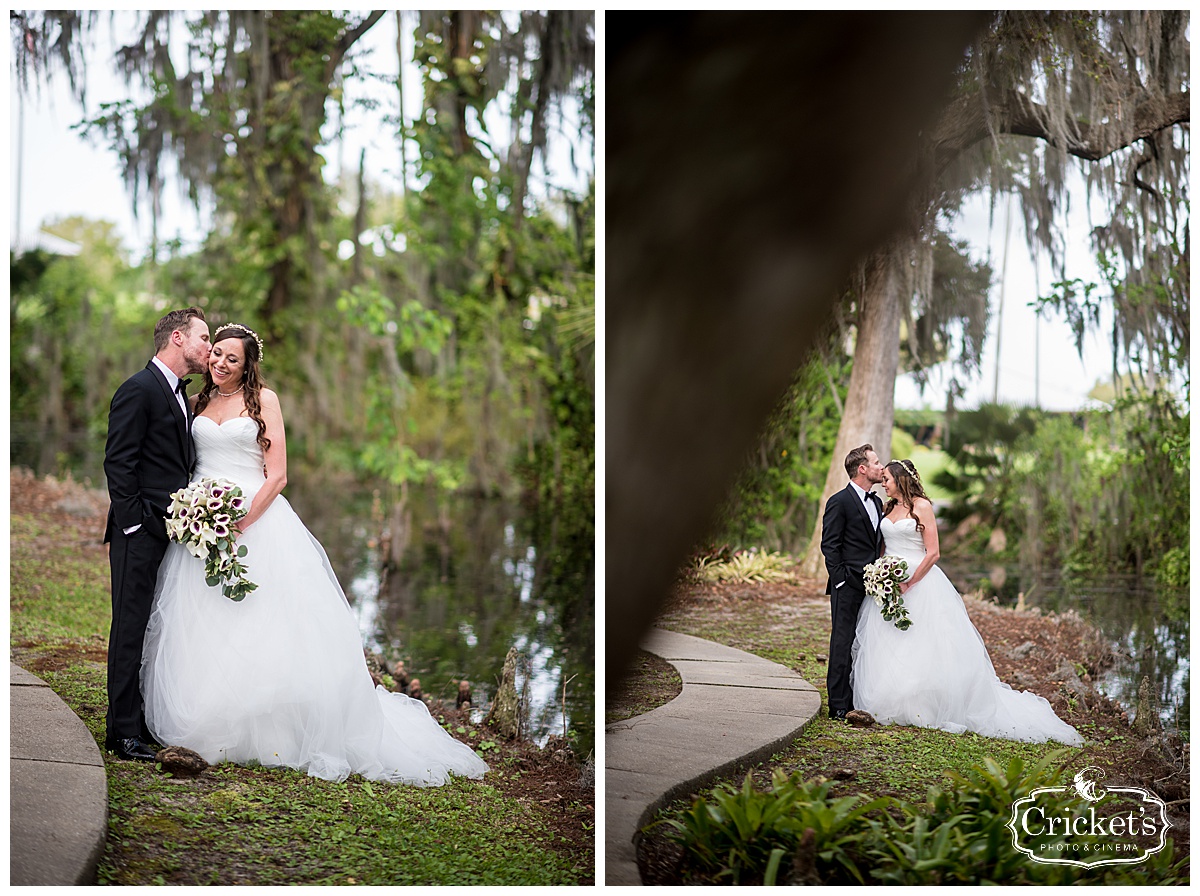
[194,415,254,427]
[881,517,918,527]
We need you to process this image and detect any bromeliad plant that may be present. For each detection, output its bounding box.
[657,755,1187,885]
[690,549,797,585]
[865,753,1186,885]
[658,770,890,885]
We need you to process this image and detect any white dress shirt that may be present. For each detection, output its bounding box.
[152,356,190,419]
[850,480,880,529]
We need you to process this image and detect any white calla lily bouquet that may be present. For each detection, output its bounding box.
[166,478,258,601]
[863,555,912,630]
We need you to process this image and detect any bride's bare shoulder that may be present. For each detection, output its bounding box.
[257,387,284,420]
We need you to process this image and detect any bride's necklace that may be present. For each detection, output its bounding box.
[216,384,244,398]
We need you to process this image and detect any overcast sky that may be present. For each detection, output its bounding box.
[10,17,1133,413]
[896,184,1118,413]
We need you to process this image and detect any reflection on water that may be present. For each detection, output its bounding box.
[287,473,595,757]
[941,559,1189,734]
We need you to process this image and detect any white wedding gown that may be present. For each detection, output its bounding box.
[141,415,489,785]
[851,517,1083,746]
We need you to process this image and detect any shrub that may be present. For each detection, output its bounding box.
[659,770,889,884]
[658,756,1188,885]
[690,550,797,585]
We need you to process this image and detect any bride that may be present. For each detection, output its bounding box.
[850,459,1082,746]
[141,323,489,785]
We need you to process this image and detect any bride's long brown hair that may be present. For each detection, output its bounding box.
[194,325,272,454]
[882,459,929,532]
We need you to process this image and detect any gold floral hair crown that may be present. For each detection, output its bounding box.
[217,323,265,364]
[889,458,921,482]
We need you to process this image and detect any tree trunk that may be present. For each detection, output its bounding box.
[800,246,905,577]
[395,10,408,194]
[448,12,477,158]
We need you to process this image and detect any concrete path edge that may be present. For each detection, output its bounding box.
[10,662,108,885]
[605,629,822,885]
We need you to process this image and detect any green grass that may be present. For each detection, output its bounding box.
[10,516,113,642]
[11,507,591,885]
[657,595,1087,804]
[658,598,830,688]
[773,712,1067,803]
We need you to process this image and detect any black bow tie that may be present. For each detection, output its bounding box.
[175,378,189,396]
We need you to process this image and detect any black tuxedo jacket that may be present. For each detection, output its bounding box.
[103,362,195,543]
[821,482,884,597]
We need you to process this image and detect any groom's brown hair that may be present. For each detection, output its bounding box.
[153,306,206,353]
[844,443,874,478]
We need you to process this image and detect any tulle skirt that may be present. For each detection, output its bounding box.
[141,493,489,785]
[851,564,1083,746]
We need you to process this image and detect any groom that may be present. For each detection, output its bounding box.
[103,307,210,760]
[820,443,885,720]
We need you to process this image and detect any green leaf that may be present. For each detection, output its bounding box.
[763,848,786,886]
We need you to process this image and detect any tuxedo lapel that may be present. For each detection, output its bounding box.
[146,361,192,468]
[847,483,873,533]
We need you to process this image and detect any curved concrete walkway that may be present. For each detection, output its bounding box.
[605,629,822,885]
[10,663,108,885]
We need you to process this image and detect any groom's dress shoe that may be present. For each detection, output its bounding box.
[105,736,157,762]
[829,709,850,720]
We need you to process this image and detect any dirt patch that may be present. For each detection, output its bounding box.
[18,641,110,674]
[9,467,110,577]
[11,465,109,521]
[606,650,682,724]
[485,734,596,882]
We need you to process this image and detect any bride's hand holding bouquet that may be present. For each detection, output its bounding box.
[166,477,258,602]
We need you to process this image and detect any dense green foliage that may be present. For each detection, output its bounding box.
[11,13,595,528]
[935,393,1189,588]
[1022,393,1189,588]
[690,550,797,585]
[10,221,150,475]
[662,756,1185,885]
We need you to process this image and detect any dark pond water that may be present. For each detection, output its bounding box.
[940,557,1189,734]
[286,473,595,758]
